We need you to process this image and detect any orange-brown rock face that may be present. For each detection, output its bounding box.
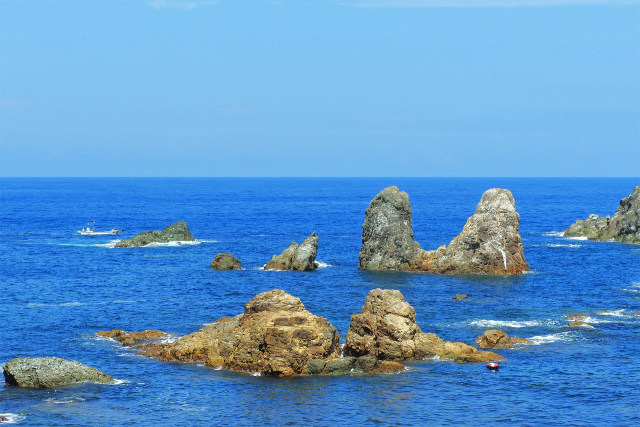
[97,329,168,347]
[344,289,504,363]
[129,290,341,376]
[475,329,532,349]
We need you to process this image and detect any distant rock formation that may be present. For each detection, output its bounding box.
[475,329,532,349]
[102,288,503,376]
[115,221,195,248]
[264,233,319,271]
[563,187,640,244]
[3,357,113,389]
[210,253,242,270]
[359,186,529,274]
[343,289,504,363]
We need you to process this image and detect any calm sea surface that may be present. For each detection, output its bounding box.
[1,178,639,426]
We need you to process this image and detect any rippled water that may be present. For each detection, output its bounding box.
[1,178,639,425]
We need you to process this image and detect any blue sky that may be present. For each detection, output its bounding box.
[0,0,638,177]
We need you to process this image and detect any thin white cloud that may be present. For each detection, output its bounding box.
[343,0,640,7]
[148,0,217,10]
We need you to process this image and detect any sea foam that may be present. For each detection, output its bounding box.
[469,319,549,328]
[0,413,25,424]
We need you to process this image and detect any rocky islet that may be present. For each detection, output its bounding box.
[114,220,195,248]
[563,186,640,244]
[264,232,319,271]
[100,288,504,376]
[359,186,530,274]
[3,357,113,389]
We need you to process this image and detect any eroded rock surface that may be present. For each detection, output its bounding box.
[265,233,319,271]
[359,186,529,274]
[344,289,504,363]
[115,221,195,248]
[563,187,640,244]
[475,329,532,349]
[3,357,113,389]
[210,253,242,270]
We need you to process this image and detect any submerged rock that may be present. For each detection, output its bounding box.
[115,221,195,248]
[568,320,593,328]
[475,329,532,349]
[359,186,529,275]
[265,233,319,271]
[566,313,589,320]
[452,294,469,300]
[3,357,113,389]
[343,289,504,363]
[97,329,169,347]
[210,253,242,270]
[563,187,640,244]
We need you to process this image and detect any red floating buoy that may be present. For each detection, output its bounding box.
[486,362,499,371]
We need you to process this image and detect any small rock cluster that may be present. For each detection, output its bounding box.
[264,232,319,271]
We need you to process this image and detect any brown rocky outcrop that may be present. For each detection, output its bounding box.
[96,329,168,347]
[103,289,502,377]
[359,186,529,275]
[210,253,242,270]
[475,329,532,349]
[265,233,319,271]
[568,320,593,328]
[453,294,469,300]
[343,289,504,363]
[563,187,640,244]
[566,313,589,320]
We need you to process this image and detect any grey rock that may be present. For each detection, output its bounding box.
[210,253,242,270]
[359,186,529,275]
[264,232,319,271]
[564,187,640,244]
[358,186,421,270]
[115,221,195,248]
[3,357,114,389]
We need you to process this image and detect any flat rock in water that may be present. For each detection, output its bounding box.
[475,329,532,349]
[563,186,640,244]
[3,357,113,389]
[115,221,195,248]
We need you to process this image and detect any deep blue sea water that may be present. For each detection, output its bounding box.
[1,178,639,426]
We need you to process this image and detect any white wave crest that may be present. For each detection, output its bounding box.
[0,413,25,424]
[528,332,574,344]
[547,244,582,248]
[316,261,332,268]
[45,397,86,404]
[110,379,129,385]
[251,372,262,377]
[469,319,547,328]
[566,236,589,241]
[593,309,634,319]
[543,231,565,237]
[622,288,640,294]
[632,281,640,288]
[28,301,86,308]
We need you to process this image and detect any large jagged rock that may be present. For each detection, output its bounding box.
[563,187,640,244]
[475,329,532,349]
[414,188,529,274]
[115,221,195,248]
[343,289,504,363]
[358,186,421,270]
[210,253,242,270]
[264,233,319,271]
[113,290,343,376]
[3,357,113,389]
[359,186,529,275]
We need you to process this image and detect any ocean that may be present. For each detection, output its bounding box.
[1,177,639,425]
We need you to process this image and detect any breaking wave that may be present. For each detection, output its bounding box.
[469,319,551,329]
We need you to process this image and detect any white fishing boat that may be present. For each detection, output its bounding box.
[77,221,123,236]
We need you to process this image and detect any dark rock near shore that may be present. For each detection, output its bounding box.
[3,357,113,389]
[475,329,532,349]
[359,186,529,275]
[563,187,640,244]
[265,233,319,271]
[115,221,195,248]
[210,253,242,270]
[344,289,504,363]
